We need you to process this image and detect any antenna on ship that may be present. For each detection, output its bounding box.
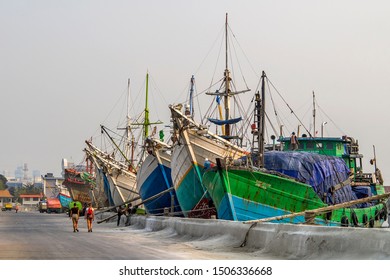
[312,90,316,137]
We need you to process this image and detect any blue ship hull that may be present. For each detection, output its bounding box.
[175,165,205,216]
[218,193,336,226]
[97,168,114,206]
[58,193,72,209]
[138,155,182,215]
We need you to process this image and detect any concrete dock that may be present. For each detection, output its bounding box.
[115,214,390,259]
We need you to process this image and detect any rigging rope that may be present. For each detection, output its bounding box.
[267,77,312,137]
[316,103,346,135]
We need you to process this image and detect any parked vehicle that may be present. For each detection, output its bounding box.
[46,198,62,214]
[38,200,47,213]
[2,202,13,211]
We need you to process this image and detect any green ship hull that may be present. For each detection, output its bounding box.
[203,166,386,227]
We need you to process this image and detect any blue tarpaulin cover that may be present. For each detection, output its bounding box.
[263,151,364,207]
[353,186,372,199]
[352,186,373,208]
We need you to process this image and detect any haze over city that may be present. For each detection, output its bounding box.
[1,1,389,183]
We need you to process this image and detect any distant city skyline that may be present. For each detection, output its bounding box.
[0,158,83,180]
[1,163,40,180]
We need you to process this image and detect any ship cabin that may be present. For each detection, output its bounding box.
[278,135,377,185]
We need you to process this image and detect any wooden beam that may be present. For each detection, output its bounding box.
[243,192,390,224]
[96,187,175,224]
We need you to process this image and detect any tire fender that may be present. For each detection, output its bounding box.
[341,215,349,227]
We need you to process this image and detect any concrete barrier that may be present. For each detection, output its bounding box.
[97,213,390,259]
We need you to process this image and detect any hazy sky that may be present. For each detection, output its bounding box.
[1,0,390,183]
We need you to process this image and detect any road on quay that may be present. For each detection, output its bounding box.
[0,210,264,260]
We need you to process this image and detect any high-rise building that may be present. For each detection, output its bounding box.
[15,165,23,180]
[32,170,42,183]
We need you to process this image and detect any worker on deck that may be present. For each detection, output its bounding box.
[290,132,299,151]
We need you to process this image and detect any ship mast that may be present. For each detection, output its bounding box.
[189,75,195,118]
[115,78,135,170]
[205,13,250,142]
[127,78,135,167]
[252,71,266,169]
[258,71,266,168]
[144,72,150,141]
[224,13,231,137]
[131,72,163,153]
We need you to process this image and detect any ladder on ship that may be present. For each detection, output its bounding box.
[251,92,261,157]
[251,71,266,168]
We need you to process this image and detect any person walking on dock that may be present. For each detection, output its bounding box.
[117,205,124,226]
[85,203,94,232]
[69,203,80,232]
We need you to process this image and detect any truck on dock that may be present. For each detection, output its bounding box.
[2,202,13,211]
[46,198,62,214]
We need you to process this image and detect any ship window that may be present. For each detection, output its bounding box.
[316,143,323,149]
[326,143,333,150]
[306,141,314,149]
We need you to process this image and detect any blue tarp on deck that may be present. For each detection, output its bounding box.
[263,151,362,207]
